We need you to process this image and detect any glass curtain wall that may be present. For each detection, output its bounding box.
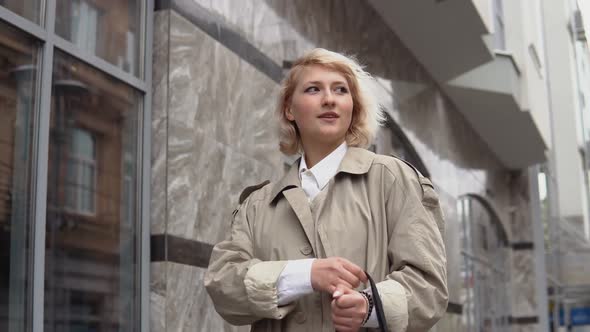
[0,0,150,331]
[44,50,140,332]
[0,19,39,332]
[458,196,510,332]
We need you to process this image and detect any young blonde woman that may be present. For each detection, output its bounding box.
[205,48,448,332]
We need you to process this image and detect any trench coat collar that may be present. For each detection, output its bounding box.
[270,147,375,202]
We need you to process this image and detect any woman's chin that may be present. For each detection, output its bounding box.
[310,132,346,145]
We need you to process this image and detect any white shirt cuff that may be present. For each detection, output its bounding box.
[276,259,315,306]
[362,287,379,328]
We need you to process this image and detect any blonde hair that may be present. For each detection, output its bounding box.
[277,48,384,155]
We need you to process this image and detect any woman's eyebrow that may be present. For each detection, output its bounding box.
[304,80,348,86]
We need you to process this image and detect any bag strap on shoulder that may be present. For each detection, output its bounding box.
[238,180,270,204]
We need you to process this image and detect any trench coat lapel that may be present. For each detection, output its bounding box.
[271,159,317,253]
[283,189,317,253]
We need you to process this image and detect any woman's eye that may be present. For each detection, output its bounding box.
[335,86,348,94]
[304,86,319,93]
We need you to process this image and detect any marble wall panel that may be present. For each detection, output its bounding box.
[165,11,284,242]
[509,171,534,243]
[190,0,313,65]
[511,251,537,317]
[184,132,277,244]
[151,10,171,235]
[151,262,167,332]
[166,262,249,332]
[168,10,282,163]
[168,10,283,166]
[432,313,466,332]
[151,10,170,332]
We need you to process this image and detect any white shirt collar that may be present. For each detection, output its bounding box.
[299,142,348,190]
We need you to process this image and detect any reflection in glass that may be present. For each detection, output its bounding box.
[0,20,38,332]
[458,197,510,332]
[55,0,141,76]
[65,128,97,215]
[0,0,40,24]
[44,50,140,332]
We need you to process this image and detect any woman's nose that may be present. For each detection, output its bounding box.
[322,90,336,106]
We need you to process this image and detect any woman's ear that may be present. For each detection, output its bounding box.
[285,108,295,121]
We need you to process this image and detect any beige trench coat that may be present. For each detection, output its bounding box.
[205,147,448,332]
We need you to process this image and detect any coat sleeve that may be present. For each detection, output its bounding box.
[375,169,448,332]
[204,196,297,325]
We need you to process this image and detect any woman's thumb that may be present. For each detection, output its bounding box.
[333,284,354,298]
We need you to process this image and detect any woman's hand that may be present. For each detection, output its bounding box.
[331,287,368,332]
[310,257,367,294]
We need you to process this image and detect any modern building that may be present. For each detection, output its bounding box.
[542,0,590,330]
[0,1,589,332]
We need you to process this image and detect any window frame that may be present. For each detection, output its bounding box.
[0,0,153,331]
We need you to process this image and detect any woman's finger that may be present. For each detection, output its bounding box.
[333,324,352,332]
[341,259,368,283]
[332,313,354,326]
[336,292,364,309]
[332,305,358,317]
[337,267,362,288]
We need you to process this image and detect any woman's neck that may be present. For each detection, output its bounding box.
[302,139,345,169]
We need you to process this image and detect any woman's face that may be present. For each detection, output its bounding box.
[287,65,354,148]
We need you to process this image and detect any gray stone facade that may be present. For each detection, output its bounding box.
[150,1,541,330]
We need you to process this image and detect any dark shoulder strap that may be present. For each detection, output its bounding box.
[238,180,270,204]
[390,155,423,178]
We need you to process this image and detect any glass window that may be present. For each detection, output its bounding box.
[55,0,142,76]
[493,0,506,50]
[70,1,99,54]
[44,49,140,332]
[460,256,475,331]
[65,128,97,215]
[458,196,510,332]
[0,0,40,24]
[0,20,39,332]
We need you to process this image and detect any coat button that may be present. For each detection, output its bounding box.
[294,311,306,324]
[299,245,313,256]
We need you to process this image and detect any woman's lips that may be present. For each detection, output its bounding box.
[318,112,339,119]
